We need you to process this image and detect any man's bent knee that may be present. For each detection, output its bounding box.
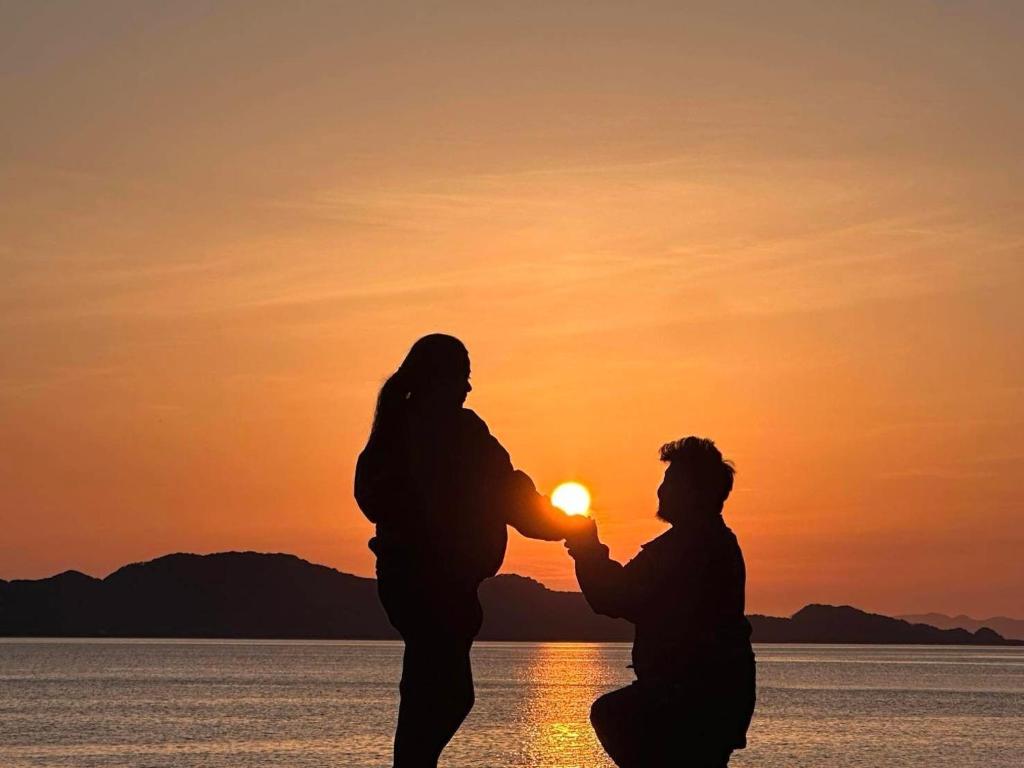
[589,691,614,733]
[590,687,647,768]
[590,687,633,739]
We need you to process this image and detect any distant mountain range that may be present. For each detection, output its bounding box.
[1,552,1019,645]
[899,613,1024,641]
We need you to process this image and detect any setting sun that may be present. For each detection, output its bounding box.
[551,482,591,517]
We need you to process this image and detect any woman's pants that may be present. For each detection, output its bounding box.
[377,569,484,768]
[393,636,476,767]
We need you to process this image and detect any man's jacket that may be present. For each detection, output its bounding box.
[570,517,753,680]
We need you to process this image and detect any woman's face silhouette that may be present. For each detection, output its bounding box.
[403,335,471,410]
[417,359,471,409]
[433,370,471,407]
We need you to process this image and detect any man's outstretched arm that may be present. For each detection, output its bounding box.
[567,523,655,622]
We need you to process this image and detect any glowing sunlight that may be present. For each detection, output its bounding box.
[551,483,591,517]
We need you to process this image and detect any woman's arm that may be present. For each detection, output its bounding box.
[501,466,573,541]
[464,410,573,541]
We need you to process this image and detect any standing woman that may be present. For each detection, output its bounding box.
[354,334,577,768]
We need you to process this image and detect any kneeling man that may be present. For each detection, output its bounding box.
[566,437,755,767]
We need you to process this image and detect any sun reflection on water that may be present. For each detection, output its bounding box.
[514,643,624,768]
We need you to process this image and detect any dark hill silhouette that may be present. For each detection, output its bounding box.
[899,612,1024,641]
[748,603,1013,645]
[1,552,1018,645]
[1,552,393,639]
[479,574,631,641]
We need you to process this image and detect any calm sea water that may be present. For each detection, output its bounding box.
[1,640,1022,767]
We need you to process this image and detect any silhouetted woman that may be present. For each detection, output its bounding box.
[354,334,576,767]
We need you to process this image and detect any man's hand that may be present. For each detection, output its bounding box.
[562,515,600,553]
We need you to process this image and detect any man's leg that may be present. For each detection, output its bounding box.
[685,745,732,768]
[593,683,737,768]
[652,700,737,768]
[590,684,648,768]
[393,637,475,768]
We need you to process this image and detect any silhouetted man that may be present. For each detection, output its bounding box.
[566,437,755,767]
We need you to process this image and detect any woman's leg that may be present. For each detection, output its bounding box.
[378,571,482,768]
[393,636,475,768]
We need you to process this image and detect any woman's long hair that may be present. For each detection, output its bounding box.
[368,334,470,444]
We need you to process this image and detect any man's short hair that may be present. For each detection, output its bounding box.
[659,436,735,510]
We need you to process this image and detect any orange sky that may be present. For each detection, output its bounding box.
[2,2,1022,617]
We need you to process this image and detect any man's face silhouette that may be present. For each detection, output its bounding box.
[656,466,699,524]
